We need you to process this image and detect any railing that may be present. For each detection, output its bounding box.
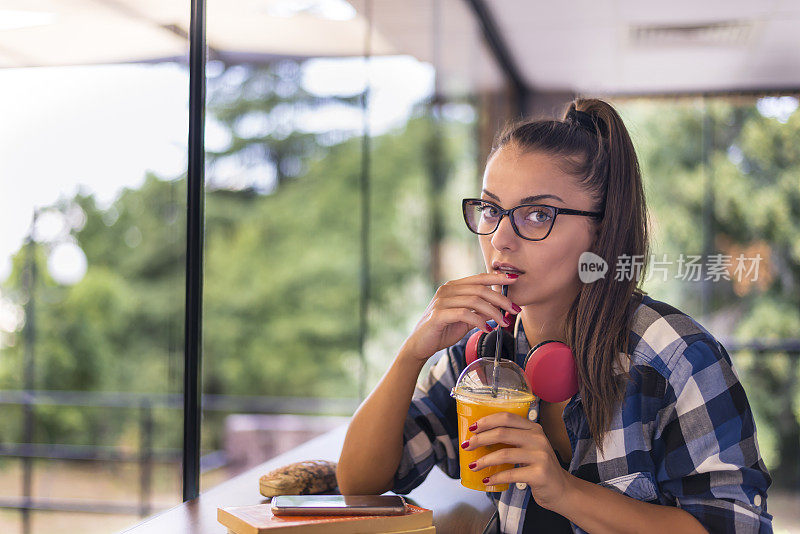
[0,391,359,533]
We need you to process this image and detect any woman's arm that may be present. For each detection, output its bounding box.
[337,273,519,495]
[336,345,426,495]
[556,476,708,534]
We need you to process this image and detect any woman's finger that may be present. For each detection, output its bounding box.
[432,307,494,334]
[445,284,521,317]
[437,295,511,328]
[448,272,520,287]
[469,447,551,470]
[462,427,529,450]
[463,426,547,451]
[480,465,536,487]
[473,413,540,433]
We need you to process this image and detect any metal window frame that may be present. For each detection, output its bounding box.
[182,0,206,503]
[463,0,528,116]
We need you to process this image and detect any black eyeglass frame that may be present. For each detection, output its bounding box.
[461,198,604,242]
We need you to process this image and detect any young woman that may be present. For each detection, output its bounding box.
[336,98,773,533]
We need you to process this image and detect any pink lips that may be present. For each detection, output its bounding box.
[492,261,524,274]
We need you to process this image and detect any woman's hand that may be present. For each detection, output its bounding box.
[462,412,573,513]
[400,273,520,362]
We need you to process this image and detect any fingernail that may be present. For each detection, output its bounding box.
[484,323,492,333]
[511,303,521,313]
[468,462,477,470]
[502,318,511,327]
[482,477,490,484]
[468,423,477,432]
[505,273,519,279]
[461,440,469,449]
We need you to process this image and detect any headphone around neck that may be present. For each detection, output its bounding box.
[464,313,580,403]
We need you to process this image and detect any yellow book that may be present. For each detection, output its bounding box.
[218,503,434,534]
[229,529,435,534]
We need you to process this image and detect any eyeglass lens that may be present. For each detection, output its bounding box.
[464,200,555,240]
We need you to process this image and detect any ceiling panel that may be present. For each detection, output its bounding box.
[485,0,800,94]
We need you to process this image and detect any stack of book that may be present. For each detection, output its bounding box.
[218,502,435,534]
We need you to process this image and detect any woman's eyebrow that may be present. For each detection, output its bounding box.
[481,189,565,204]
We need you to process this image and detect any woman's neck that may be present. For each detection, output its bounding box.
[519,300,571,349]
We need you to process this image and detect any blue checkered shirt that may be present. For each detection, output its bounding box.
[391,294,773,533]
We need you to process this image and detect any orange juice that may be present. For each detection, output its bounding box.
[455,388,534,492]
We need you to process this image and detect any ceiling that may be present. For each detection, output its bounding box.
[1,0,798,96]
[481,0,800,95]
[0,0,396,67]
[350,0,800,96]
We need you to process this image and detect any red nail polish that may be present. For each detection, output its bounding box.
[483,323,492,332]
[461,440,469,449]
[468,423,477,432]
[482,477,490,484]
[505,273,519,279]
[468,462,477,470]
[511,303,521,313]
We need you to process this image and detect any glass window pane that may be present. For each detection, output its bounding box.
[199,0,509,493]
[201,0,370,488]
[0,3,189,532]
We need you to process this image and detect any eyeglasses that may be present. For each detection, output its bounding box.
[462,198,603,241]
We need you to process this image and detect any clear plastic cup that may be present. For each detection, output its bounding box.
[451,358,535,492]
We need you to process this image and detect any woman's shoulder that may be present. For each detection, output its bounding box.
[626,293,735,387]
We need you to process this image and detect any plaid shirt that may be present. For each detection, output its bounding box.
[392,294,773,533]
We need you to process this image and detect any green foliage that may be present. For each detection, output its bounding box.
[620,97,800,487]
[207,60,362,188]
[0,104,467,452]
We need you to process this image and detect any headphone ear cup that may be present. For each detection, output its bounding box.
[477,328,515,361]
[464,328,515,386]
[523,341,579,403]
[465,330,485,366]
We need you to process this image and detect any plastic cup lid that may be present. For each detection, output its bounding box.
[450,357,534,402]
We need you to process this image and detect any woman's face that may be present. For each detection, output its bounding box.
[480,146,600,308]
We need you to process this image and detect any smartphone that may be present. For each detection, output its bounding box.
[270,495,407,516]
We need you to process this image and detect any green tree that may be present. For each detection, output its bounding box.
[0,59,479,454]
[621,98,800,487]
[207,60,361,190]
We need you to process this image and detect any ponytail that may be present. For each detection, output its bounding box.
[563,99,649,454]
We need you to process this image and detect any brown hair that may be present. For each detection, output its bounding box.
[489,98,649,453]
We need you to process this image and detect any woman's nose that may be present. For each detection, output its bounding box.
[490,215,518,250]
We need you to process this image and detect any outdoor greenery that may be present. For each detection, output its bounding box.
[0,62,797,488]
[0,61,478,453]
[622,98,800,486]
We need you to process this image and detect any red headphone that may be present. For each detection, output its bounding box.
[464,313,579,403]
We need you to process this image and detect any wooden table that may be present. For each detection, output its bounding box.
[122,424,495,534]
